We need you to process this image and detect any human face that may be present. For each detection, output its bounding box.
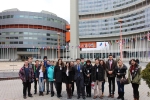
[87,62,90,65]
[100,61,103,65]
[131,60,136,65]
[50,61,54,66]
[41,62,44,66]
[28,58,32,63]
[24,61,28,66]
[35,61,39,65]
[47,61,50,65]
[81,59,84,63]
[66,63,69,67]
[95,59,99,64]
[76,60,80,65]
[58,59,62,65]
[118,60,123,66]
[108,56,113,60]
[70,62,74,66]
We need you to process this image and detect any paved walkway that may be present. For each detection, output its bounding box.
[0,62,150,100]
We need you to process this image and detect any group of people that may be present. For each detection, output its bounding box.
[19,54,142,100]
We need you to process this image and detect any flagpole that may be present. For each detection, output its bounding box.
[147,32,149,61]
[66,46,67,61]
[76,46,77,59]
[73,46,74,60]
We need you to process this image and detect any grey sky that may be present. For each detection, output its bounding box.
[0,0,70,23]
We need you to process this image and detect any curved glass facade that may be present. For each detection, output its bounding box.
[0,9,69,60]
[79,0,150,37]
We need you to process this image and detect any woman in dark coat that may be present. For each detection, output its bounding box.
[54,59,64,98]
[63,62,74,99]
[84,60,92,97]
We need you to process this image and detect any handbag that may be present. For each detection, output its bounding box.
[120,77,129,85]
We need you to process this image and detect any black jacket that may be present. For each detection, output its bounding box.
[106,59,117,77]
[35,66,46,79]
[115,64,127,78]
[91,64,105,82]
[62,67,74,83]
[84,64,92,85]
[54,65,64,82]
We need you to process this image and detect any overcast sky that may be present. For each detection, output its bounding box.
[0,0,70,23]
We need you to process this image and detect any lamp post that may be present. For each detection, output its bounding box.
[57,33,60,59]
[118,19,124,61]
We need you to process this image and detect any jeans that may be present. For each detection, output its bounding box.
[102,81,105,93]
[117,81,124,92]
[108,77,115,94]
[23,80,31,96]
[50,81,56,92]
[132,83,139,99]
[39,77,44,92]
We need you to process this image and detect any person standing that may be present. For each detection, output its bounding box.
[115,60,127,100]
[54,59,64,98]
[45,60,51,95]
[84,60,92,97]
[28,57,34,95]
[32,60,40,94]
[106,54,117,98]
[19,60,34,99]
[43,56,47,92]
[99,60,107,97]
[92,59,105,99]
[47,61,56,97]
[63,62,74,99]
[73,58,85,99]
[36,61,46,96]
[128,59,142,100]
[70,61,75,96]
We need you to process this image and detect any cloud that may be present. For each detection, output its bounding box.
[0,0,70,23]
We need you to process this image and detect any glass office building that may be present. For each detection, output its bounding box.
[0,9,69,60]
[76,0,150,59]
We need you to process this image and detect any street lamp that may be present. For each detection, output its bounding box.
[57,33,60,59]
[118,19,124,61]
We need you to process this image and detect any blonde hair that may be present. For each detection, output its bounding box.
[117,59,123,68]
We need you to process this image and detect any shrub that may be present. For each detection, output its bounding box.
[142,62,150,88]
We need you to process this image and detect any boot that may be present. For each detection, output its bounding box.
[69,89,72,99]
[34,90,37,94]
[46,90,49,95]
[41,92,44,96]
[39,91,41,96]
[117,92,121,99]
[67,89,70,99]
[51,91,54,97]
[120,92,124,100]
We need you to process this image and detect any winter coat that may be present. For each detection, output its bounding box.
[84,64,92,85]
[47,65,55,81]
[91,64,105,82]
[115,64,127,79]
[19,65,34,82]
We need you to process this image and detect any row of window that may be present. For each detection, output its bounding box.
[0,32,65,38]
[0,15,66,25]
[79,0,140,13]
[0,41,65,45]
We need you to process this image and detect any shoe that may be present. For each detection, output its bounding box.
[51,92,54,97]
[77,96,80,99]
[23,96,27,99]
[82,97,86,99]
[28,94,33,97]
[46,91,49,95]
[89,94,91,97]
[108,94,111,98]
[57,95,60,98]
[39,92,41,96]
[93,96,97,99]
[111,94,114,98]
[117,92,121,99]
[41,92,44,96]
[99,95,103,99]
[120,92,124,100]
[59,95,62,97]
